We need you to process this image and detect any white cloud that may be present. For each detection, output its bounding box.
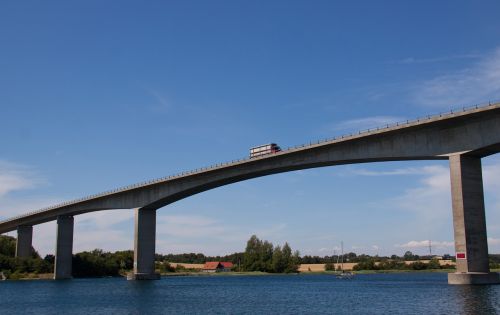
[488,237,500,246]
[414,48,500,107]
[31,222,57,256]
[391,165,451,217]
[74,210,134,254]
[484,163,500,192]
[395,240,454,249]
[0,159,139,255]
[73,227,132,254]
[156,214,229,239]
[7,211,135,256]
[76,210,133,230]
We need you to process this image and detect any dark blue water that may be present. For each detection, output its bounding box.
[0,273,498,314]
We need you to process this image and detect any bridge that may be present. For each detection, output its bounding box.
[2,102,500,284]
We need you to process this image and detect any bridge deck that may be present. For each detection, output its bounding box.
[1,101,499,233]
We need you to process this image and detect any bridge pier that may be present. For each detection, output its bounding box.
[15,225,33,258]
[127,208,160,280]
[448,154,500,285]
[54,215,74,280]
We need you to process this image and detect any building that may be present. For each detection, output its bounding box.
[203,261,234,272]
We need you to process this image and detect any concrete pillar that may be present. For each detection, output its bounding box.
[127,208,160,280]
[448,154,500,285]
[54,215,74,280]
[15,225,33,258]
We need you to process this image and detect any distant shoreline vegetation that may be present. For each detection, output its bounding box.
[1,235,500,280]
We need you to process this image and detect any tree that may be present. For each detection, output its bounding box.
[243,236,298,273]
[289,250,300,273]
[260,241,274,272]
[404,251,415,261]
[427,258,440,270]
[282,243,298,273]
[243,235,263,271]
[272,245,286,273]
[0,235,16,256]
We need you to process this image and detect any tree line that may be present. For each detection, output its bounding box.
[0,235,53,279]
[3,235,500,279]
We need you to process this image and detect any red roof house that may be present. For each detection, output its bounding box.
[220,262,233,269]
[203,261,234,272]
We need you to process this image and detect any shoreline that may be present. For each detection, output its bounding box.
[5,268,500,281]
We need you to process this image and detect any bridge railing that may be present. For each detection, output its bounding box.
[2,100,499,224]
[281,99,500,152]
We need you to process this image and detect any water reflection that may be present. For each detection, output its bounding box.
[128,280,159,314]
[452,285,499,315]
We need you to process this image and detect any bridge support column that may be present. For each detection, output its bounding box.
[54,215,74,280]
[15,225,33,258]
[127,208,160,280]
[448,154,499,285]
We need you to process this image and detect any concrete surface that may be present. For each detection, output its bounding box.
[448,272,500,285]
[128,208,160,280]
[15,225,33,258]
[54,215,74,280]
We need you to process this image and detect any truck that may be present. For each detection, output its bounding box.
[249,143,281,158]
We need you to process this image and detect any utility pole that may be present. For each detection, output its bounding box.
[341,241,344,272]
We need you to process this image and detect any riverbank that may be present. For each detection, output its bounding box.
[6,268,500,280]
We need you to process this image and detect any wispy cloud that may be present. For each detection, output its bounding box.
[332,116,405,133]
[351,165,444,177]
[414,47,500,107]
[145,88,171,113]
[395,53,481,65]
[0,160,44,197]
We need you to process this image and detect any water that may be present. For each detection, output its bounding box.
[0,273,499,314]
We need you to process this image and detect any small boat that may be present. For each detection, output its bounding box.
[336,270,354,279]
[335,241,354,279]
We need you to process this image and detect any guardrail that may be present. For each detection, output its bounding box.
[2,100,499,224]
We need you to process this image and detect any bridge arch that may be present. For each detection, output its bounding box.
[2,103,500,284]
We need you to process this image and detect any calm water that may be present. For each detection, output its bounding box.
[0,273,499,314]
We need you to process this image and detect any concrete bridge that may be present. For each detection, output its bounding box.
[1,102,500,284]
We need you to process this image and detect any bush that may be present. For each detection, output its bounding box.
[353,259,377,271]
[158,262,176,273]
[427,259,441,270]
[324,263,336,271]
[408,261,426,270]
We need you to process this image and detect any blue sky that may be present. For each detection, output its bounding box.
[1,0,500,256]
